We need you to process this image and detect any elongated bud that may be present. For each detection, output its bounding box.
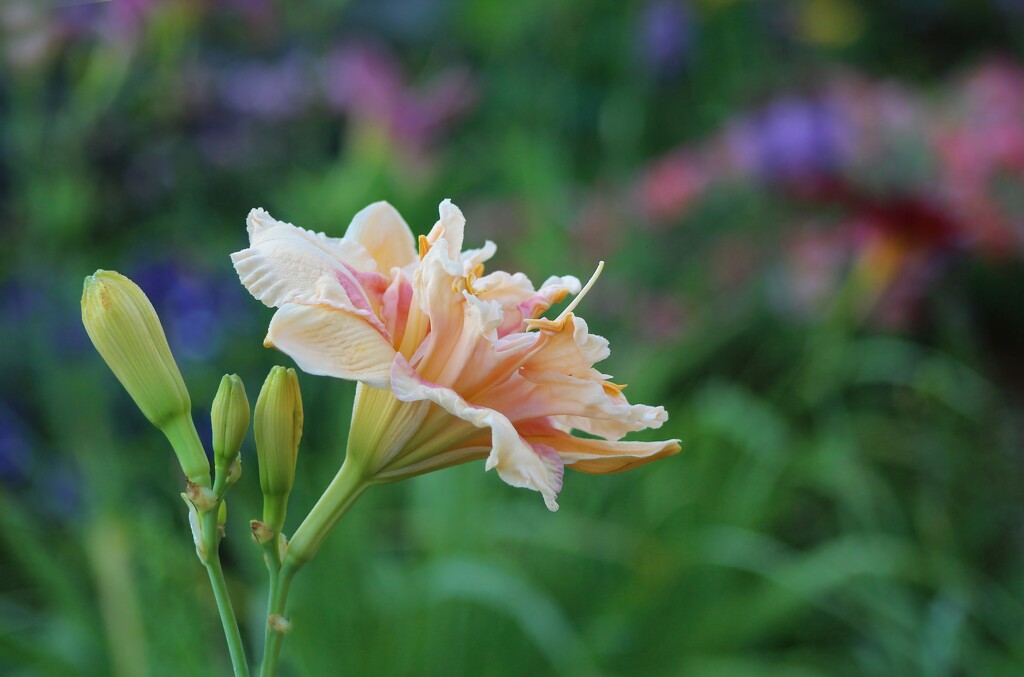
[82,270,209,485]
[211,374,249,485]
[217,501,228,539]
[254,367,302,533]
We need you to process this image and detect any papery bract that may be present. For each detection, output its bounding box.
[232,200,679,511]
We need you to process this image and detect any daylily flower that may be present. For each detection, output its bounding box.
[232,200,679,518]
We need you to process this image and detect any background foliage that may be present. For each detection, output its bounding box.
[2,0,1024,675]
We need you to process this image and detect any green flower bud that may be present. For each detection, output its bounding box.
[82,270,209,485]
[254,367,303,533]
[217,501,228,539]
[211,374,250,485]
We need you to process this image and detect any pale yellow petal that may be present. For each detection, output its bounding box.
[232,208,373,308]
[266,303,395,389]
[460,240,497,272]
[343,201,418,274]
[424,199,466,259]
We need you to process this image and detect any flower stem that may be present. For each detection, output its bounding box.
[257,458,370,676]
[287,458,369,566]
[259,560,296,677]
[201,509,250,677]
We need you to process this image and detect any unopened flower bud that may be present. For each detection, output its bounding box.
[211,374,250,485]
[254,366,302,533]
[82,270,209,485]
[217,501,228,539]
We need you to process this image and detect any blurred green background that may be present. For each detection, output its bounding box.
[2,0,1024,674]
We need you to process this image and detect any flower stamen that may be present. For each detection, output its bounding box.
[525,260,604,332]
[602,381,628,396]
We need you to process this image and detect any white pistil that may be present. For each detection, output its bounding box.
[526,260,604,332]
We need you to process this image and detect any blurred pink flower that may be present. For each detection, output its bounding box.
[322,42,476,152]
[779,225,851,317]
[638,152,707,222]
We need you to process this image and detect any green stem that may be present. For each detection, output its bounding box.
[259,561,296,677]
[287,458,370,566]
[201,510,250,677]
[257,458,369,676]
[259,532,282,677]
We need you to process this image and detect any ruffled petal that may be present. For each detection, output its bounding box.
[265,301,395,389]
[478,371,667,440]
[343,201,418,274]
[424,199,466,260]
[391,357,564,510]
[460,240,497,272]
[475,316,667,440]
[475,272,582,337]
[232,208,373,308]
[409,242,542,393]
[407,236,471,379]
[519,419,681,474]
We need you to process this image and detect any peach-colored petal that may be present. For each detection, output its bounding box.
[460,240,497,272]
[343,201,418,274]
[407,237,471,379]
[520,420,681,474]
[292,273,391,338]
[391,356,564,510]
[475,272,582,337]
[478,371,666,440]
[409,242,542,393]
[475,316,667,440]
[265,299,395,389]
[381,274,414,350]
[424,199,466,260]
[232,208,372,307]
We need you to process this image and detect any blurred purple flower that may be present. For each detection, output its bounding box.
[53,315,92,358]
[322,42,476,150]
[54,2,101,39]
[0,275,86,358]
[636,0,695,78]
[0,406,33,485]
[0,277,46,326]
[727,95,854,184]
[105,0,163,41]
[197,119,260,169]
[131,260,249,362]
[55,0,164,43]
[218,54,314,121]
